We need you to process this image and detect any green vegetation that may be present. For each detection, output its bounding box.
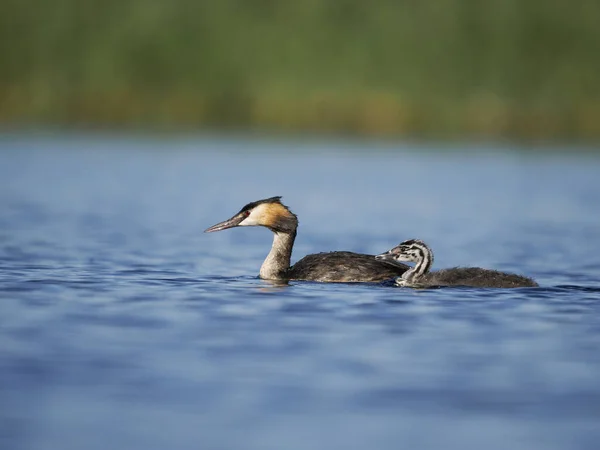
[1,0,599,139]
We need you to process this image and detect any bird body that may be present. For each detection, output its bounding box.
[376,239,538,288]
[284,251,408,282]
[205,196,408,282]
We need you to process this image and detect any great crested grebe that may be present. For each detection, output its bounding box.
[376,239,538,288]
[205,196,409,282]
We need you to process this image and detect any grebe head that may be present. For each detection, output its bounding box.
[375,239,432,264]
[204,196,298,234]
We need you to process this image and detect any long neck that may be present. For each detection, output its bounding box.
[259,230,297,280]
[402,245,433,283]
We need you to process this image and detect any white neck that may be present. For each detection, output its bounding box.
[259,230,296,280]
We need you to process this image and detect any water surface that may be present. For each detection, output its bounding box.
[1,135,600,450]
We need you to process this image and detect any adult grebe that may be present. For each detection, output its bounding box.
[205,196,408,282]
[376,239,538,288]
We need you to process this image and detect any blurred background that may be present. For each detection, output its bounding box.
[1,0,599,140]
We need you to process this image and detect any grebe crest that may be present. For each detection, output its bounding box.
[238,197,297,233]
[205,196,409,282]
[376,239,538,288]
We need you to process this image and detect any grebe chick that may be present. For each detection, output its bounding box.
[205,196,409,282]
[375,239,538,288]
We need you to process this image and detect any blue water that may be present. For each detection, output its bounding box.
[1,135,600,450]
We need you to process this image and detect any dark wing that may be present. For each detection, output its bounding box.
[432,267,538,288]
[288,251,409,282]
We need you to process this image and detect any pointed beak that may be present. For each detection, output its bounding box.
[204,213,246,233]
[375,251,396,262]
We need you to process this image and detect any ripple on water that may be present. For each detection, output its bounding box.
[1,142,600,450]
